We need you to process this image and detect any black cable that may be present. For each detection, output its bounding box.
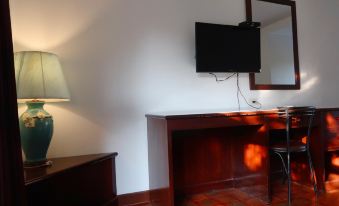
[236,73,262,110]
[237,73,240,111]
[209,73,236,82]
[209,72,262,111]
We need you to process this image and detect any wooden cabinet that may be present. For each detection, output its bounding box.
[24,153,118,206]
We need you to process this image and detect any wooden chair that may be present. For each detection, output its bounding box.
[271,106,318,205]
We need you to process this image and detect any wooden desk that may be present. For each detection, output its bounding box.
[24,153,118,206]
[146,108,339,206]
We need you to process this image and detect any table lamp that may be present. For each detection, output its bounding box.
[14,51,70,167]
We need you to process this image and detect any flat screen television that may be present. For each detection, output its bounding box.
[195,22,261,73]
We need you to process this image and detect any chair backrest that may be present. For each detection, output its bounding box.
[277,106,316,148]
[277,106,316,118]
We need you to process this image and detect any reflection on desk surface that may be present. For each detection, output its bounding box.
[146,108,279,118]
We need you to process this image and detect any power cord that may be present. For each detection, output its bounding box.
[208,72,262,111]
[209,73,236,82]
[236,73,262,110]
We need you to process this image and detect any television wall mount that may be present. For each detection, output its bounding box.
[238,21,261,28]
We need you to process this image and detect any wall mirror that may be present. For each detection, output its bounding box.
[246,0,300,90]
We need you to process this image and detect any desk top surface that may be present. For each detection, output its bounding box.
[24,153,118,185]
[146,107,339,120]
[146,109,276,119]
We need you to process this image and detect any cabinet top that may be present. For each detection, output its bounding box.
[24,153,118,185]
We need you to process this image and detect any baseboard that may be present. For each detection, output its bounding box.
[118,190,150,206]
[175,179,234,196]
[116,173,280,206]
[233,174,268,187]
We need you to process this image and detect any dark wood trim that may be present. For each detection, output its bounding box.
[257,0,294,5]
[0,0,26,205]
[118,191,150,206]
[245,0,252,22]
[249,79,301,90]
[247,0,301,90]
[290,0,301,90]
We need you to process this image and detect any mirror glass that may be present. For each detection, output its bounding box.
[250,0,299,88]
[254,1,294,84]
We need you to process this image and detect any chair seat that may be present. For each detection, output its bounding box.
[271,141,307,153]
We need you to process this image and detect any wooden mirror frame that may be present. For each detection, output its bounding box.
[246,0,301,90]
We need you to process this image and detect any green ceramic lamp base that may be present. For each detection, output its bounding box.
[19,101,54,167]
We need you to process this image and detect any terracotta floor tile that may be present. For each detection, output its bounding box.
[177,182,339,206]
[243,198,267,206]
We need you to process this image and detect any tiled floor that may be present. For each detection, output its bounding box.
[176,182,339,206]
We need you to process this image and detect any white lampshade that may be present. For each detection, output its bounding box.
[14,51,70,103]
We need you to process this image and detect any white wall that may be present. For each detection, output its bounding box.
[10,0,339,194]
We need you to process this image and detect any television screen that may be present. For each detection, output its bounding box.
[195,22,261,73]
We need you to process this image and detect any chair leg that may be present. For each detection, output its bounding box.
[307,149,318,195]
[287,152,291,206]
[282,167,288,184]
